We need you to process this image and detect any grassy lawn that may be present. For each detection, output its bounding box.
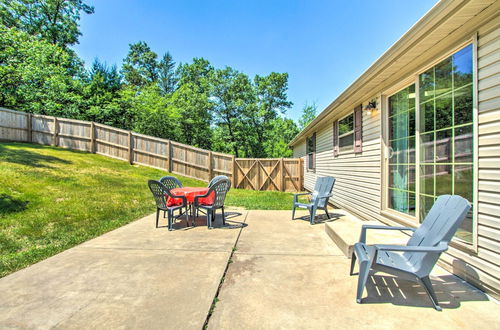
[0,142,295,277]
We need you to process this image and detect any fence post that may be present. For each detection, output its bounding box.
[232,155,236,188]
[27,113,32,143]
[128,131,134,165]
[52,117,58,147]
[280,158,285,192]
[90,122,96,153]
[208,151,213,181]
[167,140,172,172]
[299,158,304,191]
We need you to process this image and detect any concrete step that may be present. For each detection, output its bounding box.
[325,210,409,258]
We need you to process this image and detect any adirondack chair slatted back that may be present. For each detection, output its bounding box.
[313,177,336,208]
[404,195,471,273]
[210,178,231,208]
[159,176,183,190]
[148,180,168,209]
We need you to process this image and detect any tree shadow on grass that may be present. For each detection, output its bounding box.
[0,194,29,214]
[0,144,71,168]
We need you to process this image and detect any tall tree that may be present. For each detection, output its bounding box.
[82,58,122,121]
[0,26,84,116]
[122,41,158,88]
[174,58,215,148]
[298,101,317,129]
[0,0,94,47]
[88,59,121,92]
[211,67,255,157]
[246,72,292,157]
[263,117,299,157]
[158,52,177,95]
[130,84,181,140]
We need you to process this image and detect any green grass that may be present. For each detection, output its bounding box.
[0,142,295,277]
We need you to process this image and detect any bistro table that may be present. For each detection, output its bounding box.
[168,187,215,226]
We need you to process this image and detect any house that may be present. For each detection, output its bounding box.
[289,0,499,299]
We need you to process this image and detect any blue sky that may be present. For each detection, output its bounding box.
[74,0,438,121]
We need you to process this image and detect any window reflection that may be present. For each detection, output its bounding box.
[417,44,474,243]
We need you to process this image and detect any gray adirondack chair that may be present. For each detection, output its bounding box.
[292,176,336,224]
[350,195,471,311]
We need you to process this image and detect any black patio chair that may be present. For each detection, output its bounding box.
[208,175,230,189]
[193,178,231,229]
[148,180,188,230]
[159,176,183,190]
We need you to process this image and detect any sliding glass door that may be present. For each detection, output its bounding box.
[385,44,474,243]
[388,85,416,216]
[418,44,474,242]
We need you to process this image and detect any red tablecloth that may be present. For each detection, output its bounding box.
[166,187,215,207]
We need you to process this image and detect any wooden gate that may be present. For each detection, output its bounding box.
[234,158,302,192]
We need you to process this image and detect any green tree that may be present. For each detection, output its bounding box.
[130,85,181,140]
[298,101,317,129]
[122,41,158,88]
[0,0,94,47]
[174,58,215,148]
[211,66,255,157]
[246,72,292,157]
[0,26,84,116]
[88,59,121,93]
[263,117,299,157]
[82,58,122,122]
[158,52,177,95]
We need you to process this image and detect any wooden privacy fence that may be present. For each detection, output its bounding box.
[0,108,303,192]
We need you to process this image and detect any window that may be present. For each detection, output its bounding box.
[338,114,354,151]
[418,44,474,243]
[388,84,416,216]
[306,133,316,170]
[385,43,474,244]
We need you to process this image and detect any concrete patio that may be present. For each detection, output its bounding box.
[0,209,498,329]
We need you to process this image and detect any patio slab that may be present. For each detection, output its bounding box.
[235,209,344,256]
[1,209,499,329]
[0,210,247,329]
[209,210,500,330]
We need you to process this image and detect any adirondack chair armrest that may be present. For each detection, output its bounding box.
[318,193,333,199]
[374,242,448,253]
[359,225,416,243]
[293,192,311,203]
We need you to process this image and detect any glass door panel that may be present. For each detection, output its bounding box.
[417,44,474,243]
[387,84,416,216]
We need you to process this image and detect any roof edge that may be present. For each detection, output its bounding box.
[288,0,457,147]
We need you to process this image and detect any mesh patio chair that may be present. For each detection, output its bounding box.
[292,176,336,224]
[350,195,471,310]
[159,176,183,190]
[148,180,188,231]
[208,175,230,189]
[194,178,231,229]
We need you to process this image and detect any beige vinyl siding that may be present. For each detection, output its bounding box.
[443,17,500,296]
[296,106,383,222]
[290,1,500,298]
[292,140,306,158]
[433,17,500,299]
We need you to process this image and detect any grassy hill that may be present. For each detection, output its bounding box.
[0,142,294,277]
